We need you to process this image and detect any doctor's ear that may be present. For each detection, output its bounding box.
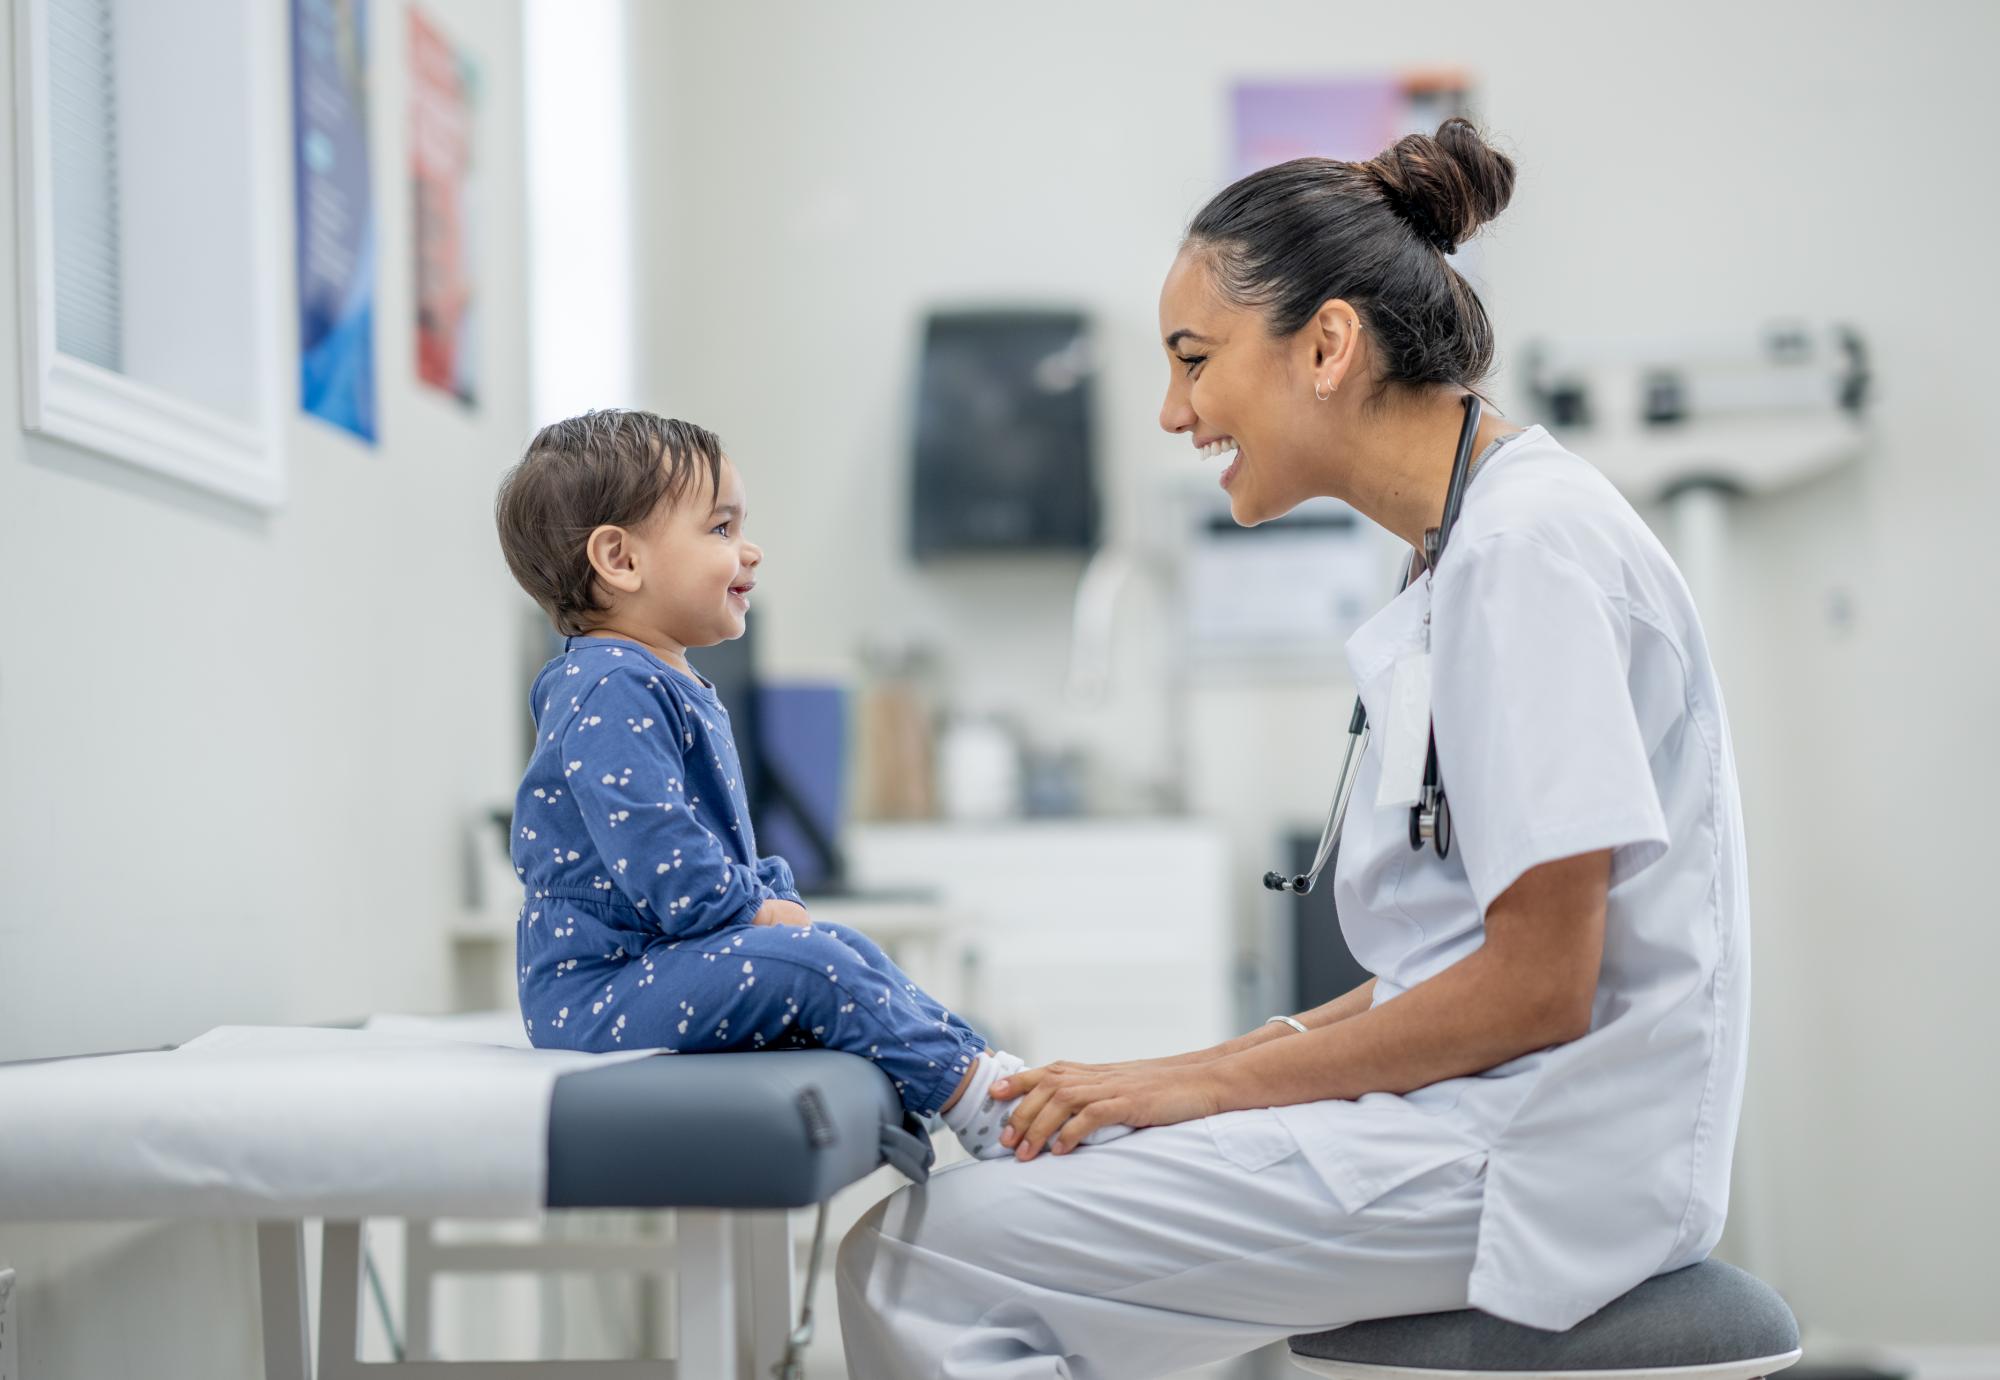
[585,524,644,594]
[1304,298,1368,378]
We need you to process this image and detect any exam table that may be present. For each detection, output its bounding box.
[0,1017,934,1379]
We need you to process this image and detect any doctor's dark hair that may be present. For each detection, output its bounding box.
[495,409,725,637]
[1185,117,1517,400]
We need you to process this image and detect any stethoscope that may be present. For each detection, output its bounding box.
[1264,393,1485,896]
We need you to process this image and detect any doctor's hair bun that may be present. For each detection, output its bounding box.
[1363,117,1516,257]
[1185,117,1517,395]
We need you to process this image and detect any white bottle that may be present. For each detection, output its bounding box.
[937,717,1022,822]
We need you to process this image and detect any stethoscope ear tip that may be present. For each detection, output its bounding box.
[1262,872,1313,894]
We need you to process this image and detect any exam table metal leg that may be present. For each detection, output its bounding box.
[322,1220,367,1380]
[677,1210,739,1379]
[742,1211,798,1380]
[405,1218,437,1361]
[257,1221,313,1380]
[277,1212,766,1378]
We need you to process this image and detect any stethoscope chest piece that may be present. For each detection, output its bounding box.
[1407,720,1453,860]
[1409,780,1451,858]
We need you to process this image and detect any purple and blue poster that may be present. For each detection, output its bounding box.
[1229,75,1469,180]
[292,0,377,443]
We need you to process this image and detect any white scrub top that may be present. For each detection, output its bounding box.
[1272,424,1751,1332]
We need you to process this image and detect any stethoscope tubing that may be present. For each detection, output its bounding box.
[1265,394,1484,896]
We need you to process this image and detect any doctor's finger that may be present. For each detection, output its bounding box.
[993,1059,1090,1101]
[990,1063,1051,1101]
[1016,1084,1102,1160]
[1049,1098,1127,1155]
[1000,1079,1063,1147]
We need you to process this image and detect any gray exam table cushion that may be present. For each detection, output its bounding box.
[547,1048,932,1209]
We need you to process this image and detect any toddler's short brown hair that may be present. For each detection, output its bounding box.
[495,409,724,636]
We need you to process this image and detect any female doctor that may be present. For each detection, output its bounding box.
[837,118,1752,1379]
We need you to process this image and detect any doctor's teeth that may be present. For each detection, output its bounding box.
[1199,439,1237,460]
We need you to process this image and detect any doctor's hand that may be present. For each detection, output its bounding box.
[990,1060,1224,1161]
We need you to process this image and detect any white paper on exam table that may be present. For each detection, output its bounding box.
[0,1024,653,1222]
[364,1008,534,1047]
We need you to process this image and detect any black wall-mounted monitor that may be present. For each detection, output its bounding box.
[910,309,1098,558]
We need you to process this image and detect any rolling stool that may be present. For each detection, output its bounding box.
[1290,1260,1801,1380]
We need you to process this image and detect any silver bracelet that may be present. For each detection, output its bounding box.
[1264,1015,1308,1035]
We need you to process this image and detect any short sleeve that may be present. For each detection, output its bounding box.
[1430,534,1669,915]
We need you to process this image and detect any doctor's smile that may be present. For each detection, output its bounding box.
[1194,435,1243,489]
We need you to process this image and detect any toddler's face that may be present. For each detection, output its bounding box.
[628,457,763,650]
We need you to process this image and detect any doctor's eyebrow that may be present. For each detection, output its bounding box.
[1164,329,1212,351]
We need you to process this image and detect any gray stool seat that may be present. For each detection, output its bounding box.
[1289,1260,1801,1380]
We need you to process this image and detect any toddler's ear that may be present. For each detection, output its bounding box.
[586,524,643,594]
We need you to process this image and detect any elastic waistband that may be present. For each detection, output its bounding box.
[534,888,647,921]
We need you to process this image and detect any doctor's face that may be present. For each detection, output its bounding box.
[1156,249,1328,527]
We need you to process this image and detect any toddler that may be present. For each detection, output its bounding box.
[494,409,1127,1160]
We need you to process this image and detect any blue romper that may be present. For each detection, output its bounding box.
[511,635,986,1115]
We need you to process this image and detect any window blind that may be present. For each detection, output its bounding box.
[48,0,121,373]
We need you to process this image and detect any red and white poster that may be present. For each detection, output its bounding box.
[409,7,478,405]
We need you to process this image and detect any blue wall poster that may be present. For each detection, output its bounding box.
[292,0,378,443]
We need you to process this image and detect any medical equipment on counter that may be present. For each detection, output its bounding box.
[1179,494,1388,666]
[1265,393,1485,895]
[938,714,1025,820]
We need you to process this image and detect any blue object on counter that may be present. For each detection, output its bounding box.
[757,682,848,893]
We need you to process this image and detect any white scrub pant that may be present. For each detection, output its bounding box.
[836,1110,1487,1380]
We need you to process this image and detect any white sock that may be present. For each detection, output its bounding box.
[940,1049,1134,1160]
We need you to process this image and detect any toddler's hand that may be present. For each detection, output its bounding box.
[753,899,812,928]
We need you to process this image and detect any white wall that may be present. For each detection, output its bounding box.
[525,0,634,422]
[0,0,532,1375]
[628,0,2000,1349]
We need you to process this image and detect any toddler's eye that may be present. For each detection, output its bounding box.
[711,522,732,536]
